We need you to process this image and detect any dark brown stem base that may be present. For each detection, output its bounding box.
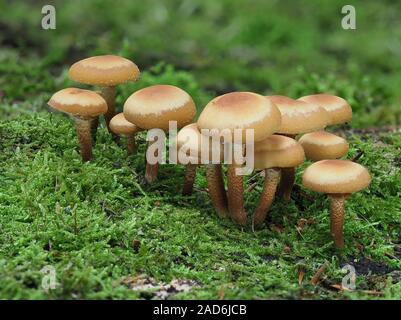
[252,168,281,227]
[278,167,295,202]
[126,134,136,155]
[227,162,247,225]
[205,164,229,218]
[182,164,198,196]
[74,117,94,162]
[329,194,347,249]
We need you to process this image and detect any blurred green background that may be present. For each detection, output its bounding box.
[1,0,401,126]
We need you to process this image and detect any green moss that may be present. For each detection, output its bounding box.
[0,114,399,299]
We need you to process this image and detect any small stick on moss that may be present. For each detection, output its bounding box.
[311,261,329,285]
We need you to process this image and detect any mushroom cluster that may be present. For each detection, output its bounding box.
[48,56,371,249]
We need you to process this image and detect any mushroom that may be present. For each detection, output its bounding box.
[298,94,352,126]
[48,88,107,161]
[266,95,329,201]
[299,131,349,161]
[252,135,305,227]
[176,123,202,196]
[68,55,140,135]
[124,85,196,184]
[198,92,281,225]
[176,123,228,217]
[302,160,371,248]
[109,113,142,154]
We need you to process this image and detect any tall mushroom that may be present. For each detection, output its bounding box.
[109,113,142,155]
[299,131,349,161]
[302,160,371,248]
[176,123,228,217]
[48,88,107,162]
[124,85,196,184]
[298,94,352,126]
[252,135,305,227]
[68,55,140,136]
[198,92,281,225]
[266,95,329,201]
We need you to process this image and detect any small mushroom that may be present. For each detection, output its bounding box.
[298,94,352,126]
[198,92,281,225]
[48,88,107,161]
[109,113,142,154]
[176,124,202,196]
[252,135,305,227]
[266,95,329,201]
[69,55,140,135]
[124,85,196,184]
[302,160,371,248]
[299,131,349,161]
[176,123,228,217]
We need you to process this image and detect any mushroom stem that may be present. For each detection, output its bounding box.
[101,86,117,134]
[205,164,229,218]
[253,168,281,227]
[227,161,247,225]
[329,194,347,249]
[74,117,93,162]
[182,164,198,196]
[126,134,136,155]
[90,116,99,145]
[278,167,295,201]
[145,140,159,184]
[276,133,297,201]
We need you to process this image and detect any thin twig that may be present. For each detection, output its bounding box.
[311,261,329,285]
[351,150,364,162]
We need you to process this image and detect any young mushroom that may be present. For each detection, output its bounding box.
[68,55,140,135]
[298,94,352,126]
[48,88,107,162]
[252,135,305,227]
[299,131,349,161]
[198,92,281,225]
[124,85,196,184]
[109,113,142,155]
[266,95,329,201]
[302,160,371,248]
[176,123,202,196]
[176,123,229,217]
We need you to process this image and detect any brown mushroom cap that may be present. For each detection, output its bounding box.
[302,160,371,194]
[299,131,349,161]
[68,55,140,86]
[124,85,196,131]
[176,123,224,164]
[253,135,305,170]
[298,94,352,125]
[48,88,107,117]
[267,95,329,135]
[198,92,281,142]
[109,113,141,135]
